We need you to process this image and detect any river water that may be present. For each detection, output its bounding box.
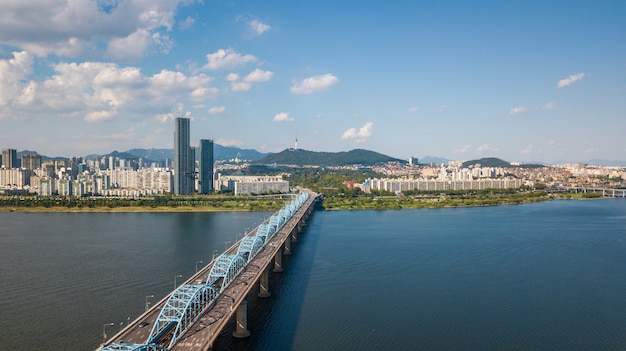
[1,199,625,350]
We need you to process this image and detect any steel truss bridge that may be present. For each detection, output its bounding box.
[98,191,318,351]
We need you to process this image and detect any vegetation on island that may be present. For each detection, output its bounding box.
[0,194,288,212]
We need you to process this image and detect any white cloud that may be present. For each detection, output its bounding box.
[557,73,584,88]
[227,68,273,91]
[203,49,258,71]
[510,106,526,115]
[0,55,218,122]
[476,144,495,154]
[437,105,448,112]
[85,110,117,122]
[290,74,339,94]
[208,106,225,114]
[179,16,195,30]
[215,138,242,147]
[274,112,294,122]
[106,29,173,62]
[455,144,470,153]
[249,20,271,35]
[0,51,34,107]
[542,102,557,110]
[408,106,419,113]
[0,0,189,60]
[342,122,373,142]
[520,144,541,155]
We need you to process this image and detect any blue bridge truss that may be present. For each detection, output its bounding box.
[101,192,309,351]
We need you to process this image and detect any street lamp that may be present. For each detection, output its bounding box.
[103,322,114,343]
[224,240,231,252]
[174,274,183,289]
[145,295,154,312]
[212,249,218,260]
[195,260,203,273]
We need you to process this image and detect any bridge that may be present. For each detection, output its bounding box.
[548,186,626,198]
[98,191,319,351]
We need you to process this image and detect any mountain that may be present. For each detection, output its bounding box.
[463,157,511,168]
[254,148,404,166]
[462,157,545,168]
[581,159,626,167]
[86,145,270,163]
[16,150,69,162]
[419,155,450,165]
[212,144,270,161]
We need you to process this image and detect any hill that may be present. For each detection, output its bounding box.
[462,157,545,169]
[85,145,270,163]
[419,155,450,165]
[254,148,404,166]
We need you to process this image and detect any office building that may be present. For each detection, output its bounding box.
[174,117,194,194]
[199,139,214,194]
[2,148,18,169]
[21,154,42,170]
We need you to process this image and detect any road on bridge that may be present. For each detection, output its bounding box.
[101,192,316,350]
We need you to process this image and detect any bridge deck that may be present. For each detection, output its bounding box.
[101,192,316,350]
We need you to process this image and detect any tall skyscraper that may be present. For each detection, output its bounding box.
[22,154,42,170]
[2,148,18,169]
[199,139,214,194]
[174,117,194,194]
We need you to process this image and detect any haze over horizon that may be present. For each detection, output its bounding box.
[1,1,624,164]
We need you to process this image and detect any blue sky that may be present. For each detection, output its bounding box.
[0,0,624,163]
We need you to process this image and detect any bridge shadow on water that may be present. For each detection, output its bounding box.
[211,209,323,351]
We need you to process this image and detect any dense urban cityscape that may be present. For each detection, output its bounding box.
[1,117,624,199]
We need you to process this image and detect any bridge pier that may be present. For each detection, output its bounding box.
[290,227,298,243]
[273,249,283,272]
[233,299,251,338]
[283,235,292,255]
[258,268,271,297]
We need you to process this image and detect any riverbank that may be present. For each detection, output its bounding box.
[0,206,252,213]
[0,191,604,212]
[319,192,602,210]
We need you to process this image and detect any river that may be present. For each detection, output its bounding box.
[1,199,625,350]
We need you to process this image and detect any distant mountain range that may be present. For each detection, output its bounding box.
[253,148,404,166]
[418,155,450,165]
[11,148,626,167]
[83,145,270,163]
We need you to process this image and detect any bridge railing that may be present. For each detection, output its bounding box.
[100,192,312,351]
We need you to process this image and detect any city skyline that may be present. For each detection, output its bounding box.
[0,1,625,163]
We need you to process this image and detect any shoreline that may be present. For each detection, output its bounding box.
[0,206,252,213]
[0,193,611,213]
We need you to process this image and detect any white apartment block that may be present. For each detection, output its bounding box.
[215,175,289,196]
[101,168,172,192]
[0,168,29,188]
[367,178,522,193]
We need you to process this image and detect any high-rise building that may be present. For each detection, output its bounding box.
[199,139,214,194]
[174,117,194,194]
[21,154,42,170]
[2,149,18,169]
